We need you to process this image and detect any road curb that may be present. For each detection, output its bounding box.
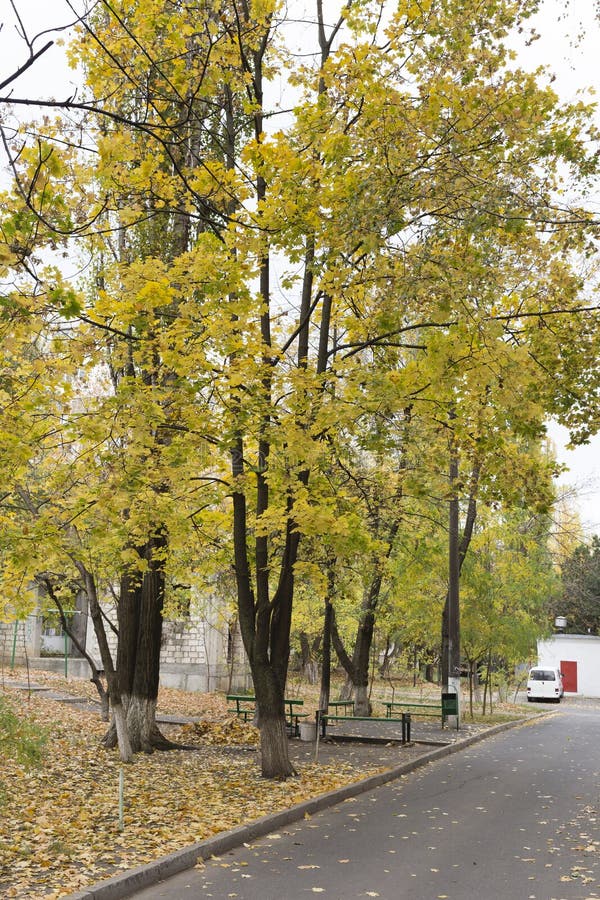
[67,716,538,899]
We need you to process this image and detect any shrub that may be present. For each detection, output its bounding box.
[0,694,47,767]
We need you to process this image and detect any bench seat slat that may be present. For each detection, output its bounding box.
[324,714,407,723]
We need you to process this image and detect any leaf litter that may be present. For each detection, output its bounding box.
[0,675,388,899]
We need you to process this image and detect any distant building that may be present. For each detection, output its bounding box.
[0,595,251,693]
[537,634,600,697]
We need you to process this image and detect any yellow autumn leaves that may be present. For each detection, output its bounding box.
[0,679,384,899]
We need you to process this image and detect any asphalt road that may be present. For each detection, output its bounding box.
[131,702,600,900]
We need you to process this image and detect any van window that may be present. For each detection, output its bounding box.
[530,670,555,681]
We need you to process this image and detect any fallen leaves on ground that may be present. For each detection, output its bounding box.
[179,718,260,745]
[0,676,384,899]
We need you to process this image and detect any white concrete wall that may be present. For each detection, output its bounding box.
[0,614,41,663]
[81,598,250,693]
[538,634,600,697]
[2,596,252,693]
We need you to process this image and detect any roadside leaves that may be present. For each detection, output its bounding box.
[0,678,384,899]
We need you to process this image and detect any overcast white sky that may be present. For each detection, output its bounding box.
[521,2,600,536]
[1,0,599,535]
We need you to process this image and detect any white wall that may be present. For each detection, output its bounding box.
[0,614,41,663]
[1,597,252,693]
[82,599,250,693]
[538,634,600,697]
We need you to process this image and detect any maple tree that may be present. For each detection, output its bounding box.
[1,0,600,781]
[459,504,559,714]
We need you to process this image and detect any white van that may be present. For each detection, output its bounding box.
[526,667,564,703]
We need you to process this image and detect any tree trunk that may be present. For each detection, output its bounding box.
[233,470,298,777]
[73,562,133,762]
[104,533,174,754]
[226,5,351,779]
[331,606,374,716]
[441,599,449,689]
[259,714,296,780]
[484,648,493,715]
[319,595,333,713]
[251,679,296,778]
[350,610,375,716]
[299,631,310,669]
[330,604,359,706]
[339,677,354,701]
[251,653,297,779]
[124,695,172,752]
[39,573,111,720]
[482,667,488,715]
[112,702,131,759]
[354,682,370,716]
[228,29,296,775]
[71,588,88,656]
[379,634,395,678]
[441,461,480,691]
[447,415,460,704]
[299,631,320,684]
[468,660,475,717]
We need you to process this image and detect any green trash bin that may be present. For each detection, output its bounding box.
[442,692,459,728]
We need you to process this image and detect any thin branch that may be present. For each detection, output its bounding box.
[0,40,54,91]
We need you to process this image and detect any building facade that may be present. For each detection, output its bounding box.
[537,633,600,697]
[1,599,251,693]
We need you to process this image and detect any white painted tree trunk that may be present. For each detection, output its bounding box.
[353,683,370,717]
[259,716,297,780]
[113,701,133,762]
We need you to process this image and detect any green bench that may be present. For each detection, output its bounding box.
[227,694,256,722]
[384,700,442,719]
[384,694,459,729]
[327,699,355,715]
[320,711,412,744]
[226,695,309,736]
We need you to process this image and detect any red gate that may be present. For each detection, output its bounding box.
[560,660,578,693]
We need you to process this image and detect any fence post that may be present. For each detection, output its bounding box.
[10,621,19,670]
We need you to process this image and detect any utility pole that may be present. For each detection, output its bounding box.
[447,410,461,727]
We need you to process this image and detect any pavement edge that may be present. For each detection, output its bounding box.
[67,716,538,899]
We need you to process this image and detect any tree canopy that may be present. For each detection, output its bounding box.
[1,0,600,777]
[554,535,600,634]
